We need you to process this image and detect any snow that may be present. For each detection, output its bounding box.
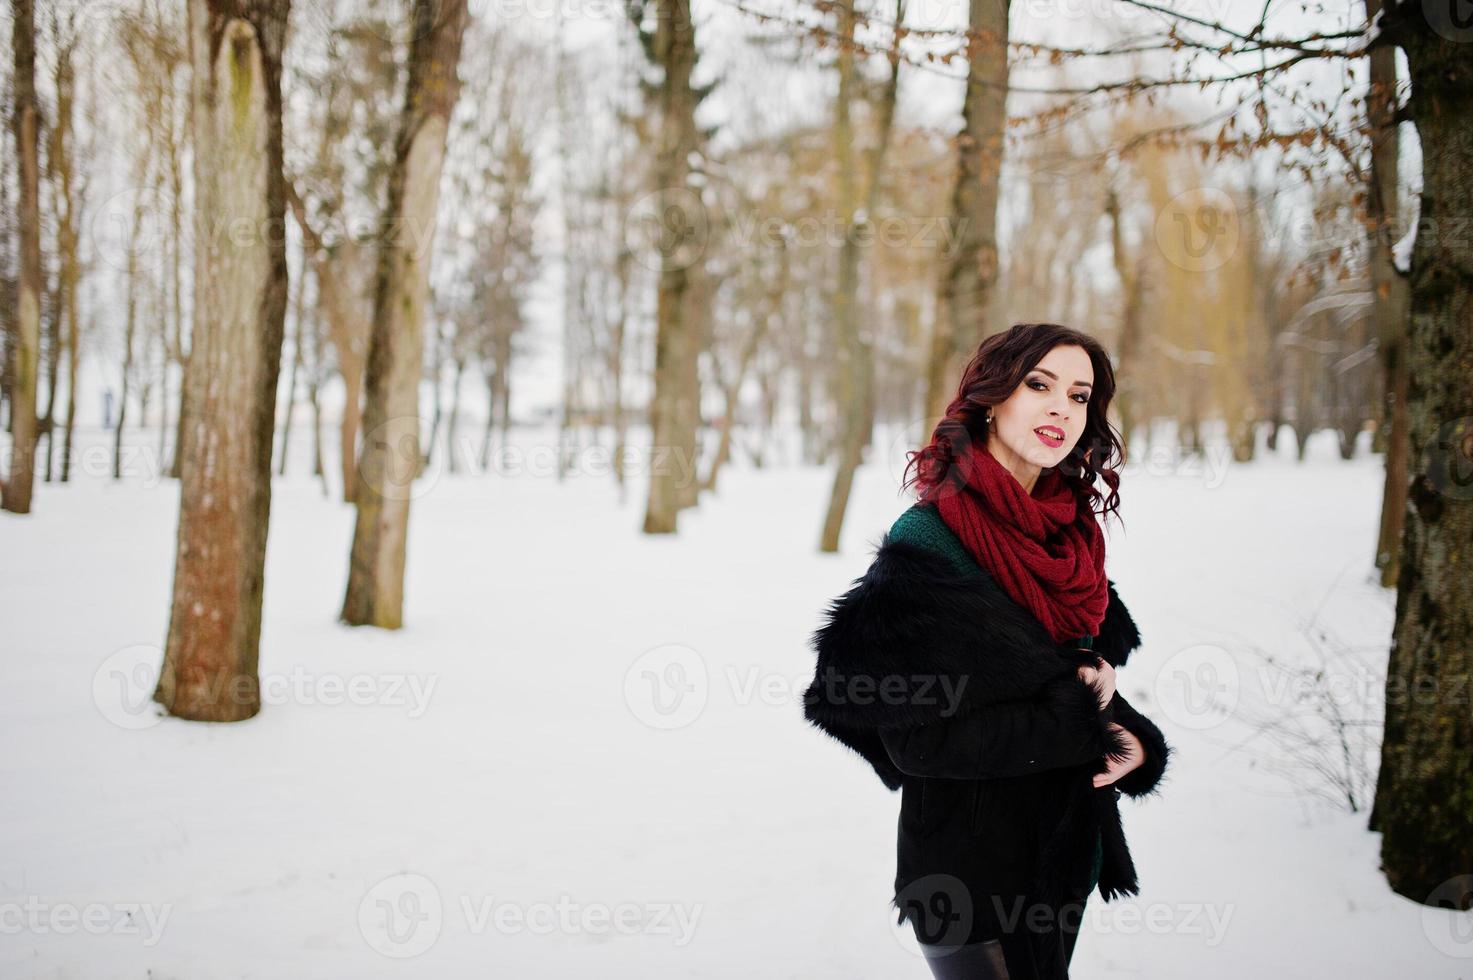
[1,421,1466,978]
[1392,222,1416,275]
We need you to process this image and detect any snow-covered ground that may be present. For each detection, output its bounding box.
[2,421,1466,978]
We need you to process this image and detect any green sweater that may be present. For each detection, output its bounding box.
[885,502,1105,894]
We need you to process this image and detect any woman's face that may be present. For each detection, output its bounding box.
[986,344,1095,484]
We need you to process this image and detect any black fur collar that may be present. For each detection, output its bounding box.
[802,530,1142,790]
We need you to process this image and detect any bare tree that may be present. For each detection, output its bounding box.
[627,0,710,534]
[43,5,86,484]
[923,0,1008,426]
[340,0,468,629]
[818,0,904,553]
[1368,1,1473,909]
[1364,0,1411,587]
[3,0,42,514]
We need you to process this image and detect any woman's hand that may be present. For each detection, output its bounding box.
[1093,722,1146,788]
[1076,658,1117,711]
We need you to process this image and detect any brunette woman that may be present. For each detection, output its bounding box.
[803,323,1171,980]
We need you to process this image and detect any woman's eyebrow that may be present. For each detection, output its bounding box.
[1034,368,1093,389]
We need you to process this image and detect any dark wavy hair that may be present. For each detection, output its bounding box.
[902,322,1126,523]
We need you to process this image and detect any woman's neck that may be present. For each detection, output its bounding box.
[985,440,1042,495]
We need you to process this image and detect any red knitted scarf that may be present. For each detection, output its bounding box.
[932,442,1109,644]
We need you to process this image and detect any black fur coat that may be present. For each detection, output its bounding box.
[802,504,1171,965]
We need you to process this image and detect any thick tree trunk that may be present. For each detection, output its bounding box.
[922,0,1009,426]
[340,0,467,629]
[4,0,42,514]
[154,0,292,721]
[1369,2,1473,909]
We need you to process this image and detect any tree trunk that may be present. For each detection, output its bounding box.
[674,270,710,513]
[423,323,445,472]
[637,0,704,534]
[1369,2,1473,909]
[819,0,904,553]
[3,0,42,514]
[114,170,148,480]
[479,370,495,469]
[1105,186,1145,453]
[922,0,1009,427]
[704,239,786,494]
[42,250,61,483]
[1366,0,1413,586]
[54,21,80,486]
[340,0,467,629]
[446,356,464,474]
[286,181,370,503]
[278,256,308,476]
[166,80,189,482]
[306,292,329,496]
[154,0,292,722]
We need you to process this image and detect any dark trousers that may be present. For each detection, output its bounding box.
[918,893,1088,980]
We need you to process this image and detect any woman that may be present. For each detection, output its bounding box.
[803,323,1171,980]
